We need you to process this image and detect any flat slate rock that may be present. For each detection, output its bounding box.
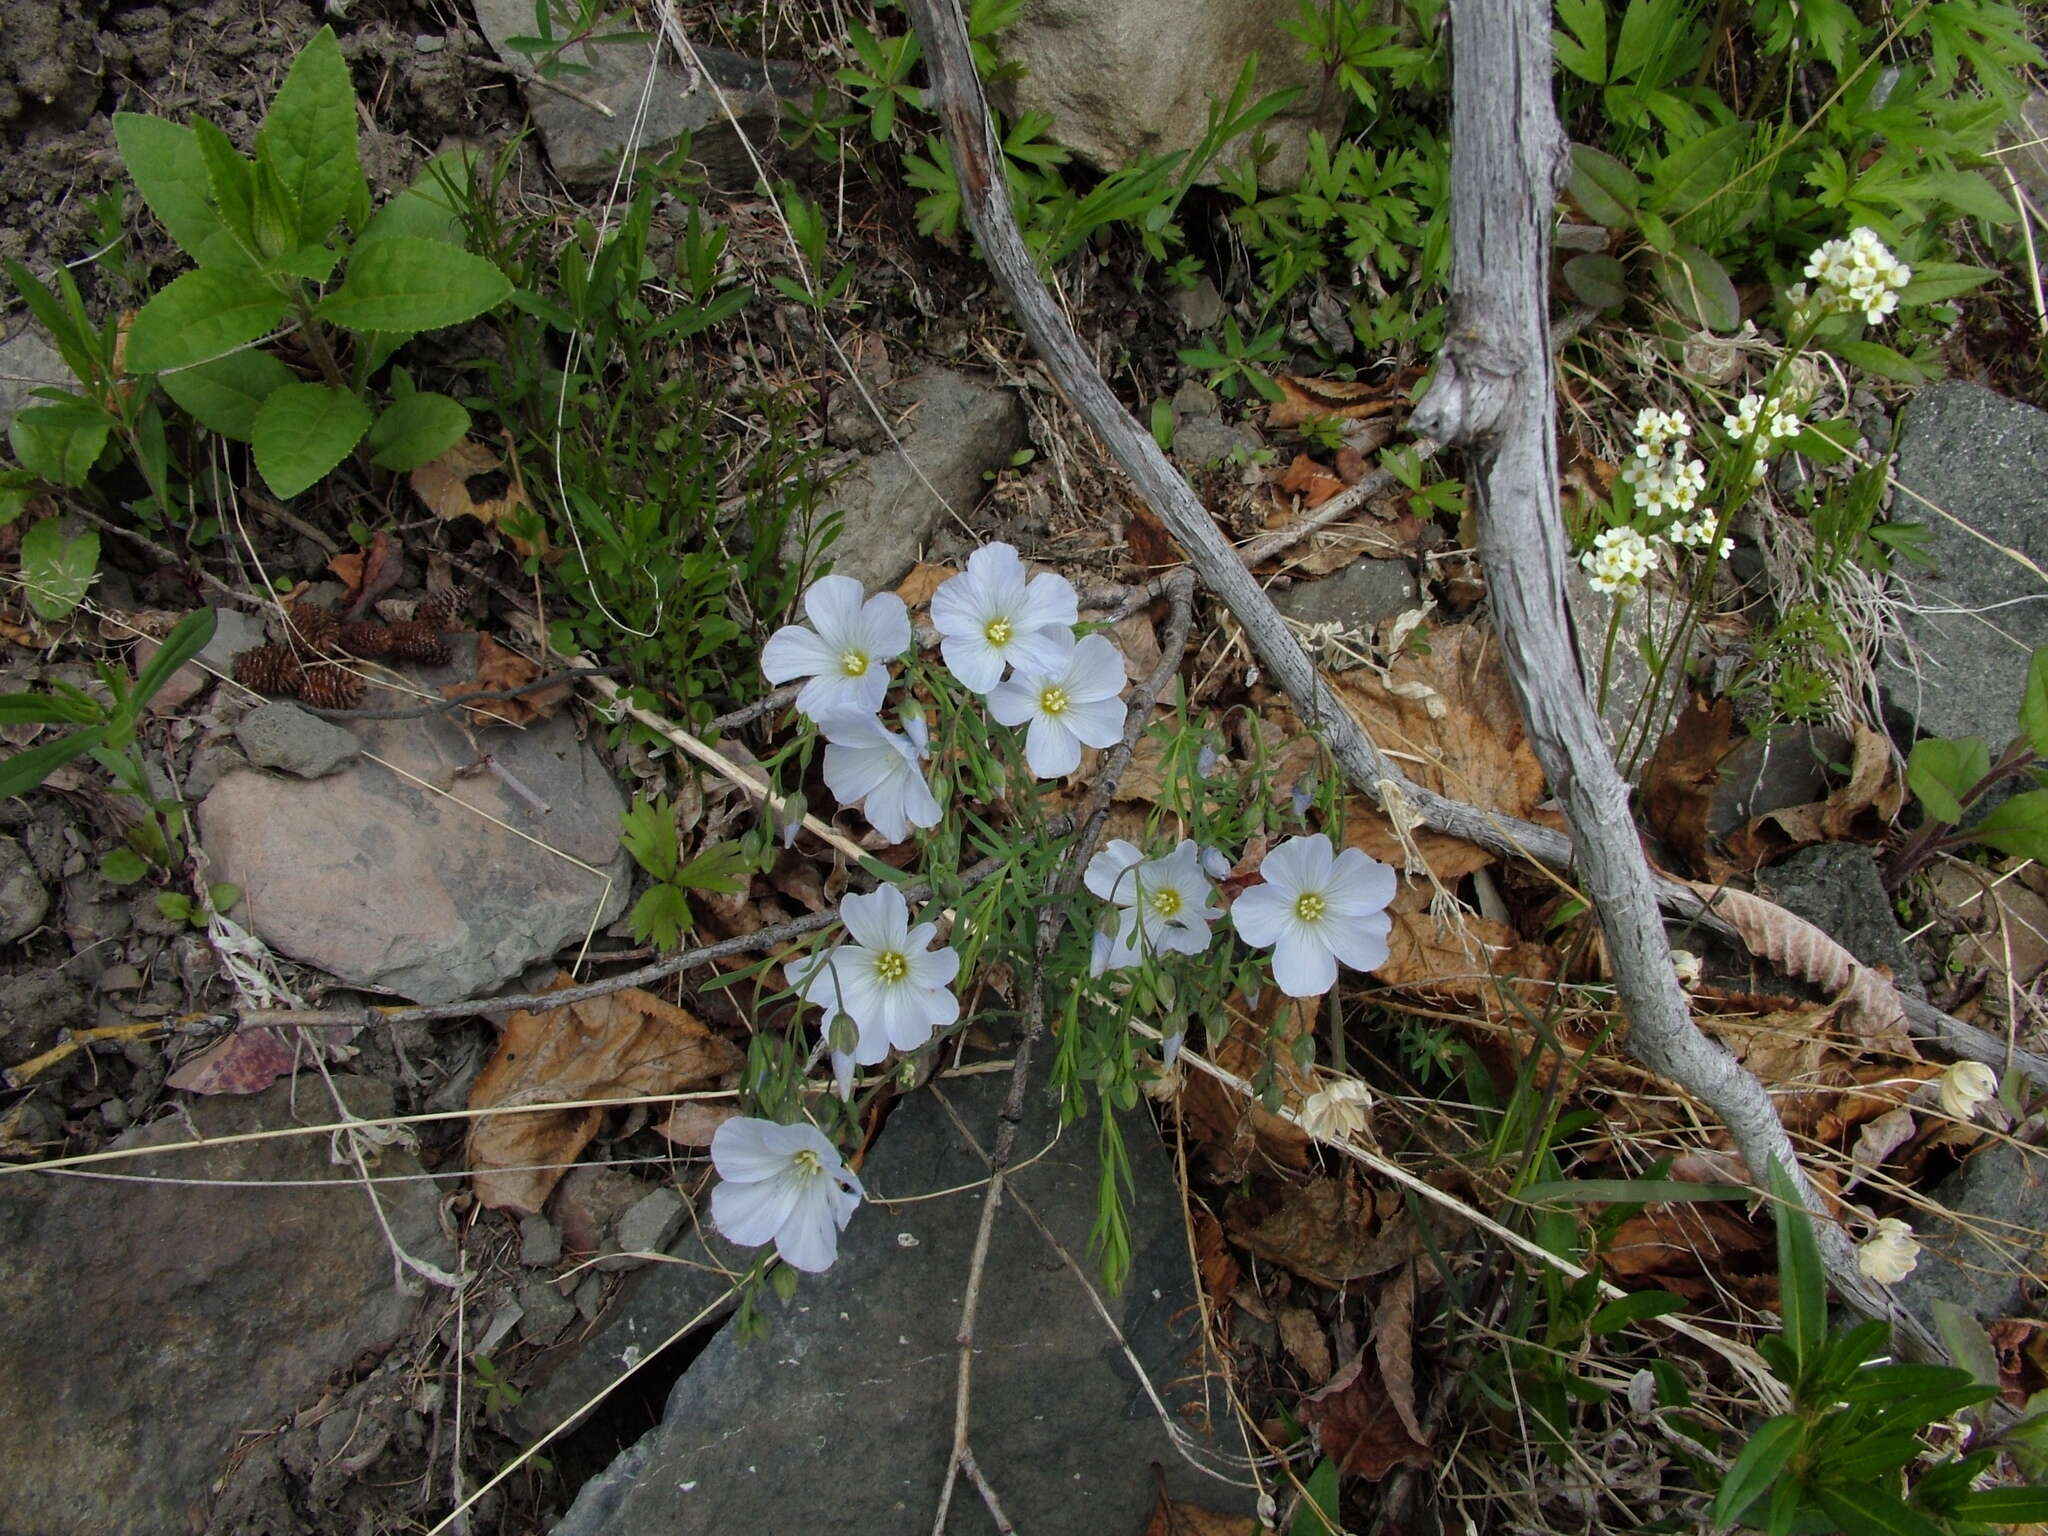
[198,635,629,1003]
[555,1051,1248,1535]
[0,1077,452,1536]
[1879,381,2048,744]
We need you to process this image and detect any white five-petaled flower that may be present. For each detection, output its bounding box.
[1854,1216,1920,1284]
[1803,227,1911,326]
[760,574,911,721]
[987,632,1128,779]
[798,885,960,1069]
[1083,838,1223,975]
[819,710,941,845]
[709,1116,863,1273]
[1938,1059,1999,1122]
[929,541,1079,694]
[1580,525,1657,596]
[1229,834,1397,997]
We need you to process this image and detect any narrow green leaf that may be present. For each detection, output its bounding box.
[1898,262,1997,308]
[1290,1458,1341,1536]
[1588,1289,1688,1336]
[1711,1413,1804,1527]
[364,391,470,471]
[1767,1156,1825,1383]
[133,607,218,707]
[1952,1488,2048,1521]
[157,349,294,442]
[1832,339,1927,385]
[19,520,99,620]
[317,236,512,335]
[126,269,288,375]
[1906,736,1989,824]
[112,113,249,268]
[1520,1178,1748,1205]
[250,383,372,499]
[0,692,102,726]
[0,725,107,799]
[1810,1482,1944,1536]
[254,26,366,245]
[2020,649,2048,758]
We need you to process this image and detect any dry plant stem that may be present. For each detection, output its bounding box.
[900,0,1937,1352]
[1408,0,1931,1354]
[933,571,1195,1535]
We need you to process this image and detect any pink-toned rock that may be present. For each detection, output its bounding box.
[197,636,627,1003]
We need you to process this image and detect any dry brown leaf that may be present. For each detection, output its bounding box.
[893,561,955,610]
[466,975,743,1213]
[439,633,570,727]
[1726,723,1907,869]
[1374,881,1557,1014]
[1124,500,1182,570]
[1180,990,1317,1179]
[1227,1177,1420,1289]
[1276,1304,1334,1384]
[1193,1206,1241,1317]
[1846,1106,1918,1190]
[1703,1006,1841,1088]
[1266,372,1413,431]
[166,1025,337,1096]
[1641,691,1738,877]
[654,1101,737,1147]
[1277,453,1343,508]
[410,438,540,555]
[1686,881,1915,1053]
[1371,1265,1426,1446]
[327,530,401,615]
[1990,1317,2048,1408]
[1928,862,2048,983]
[1141,1473,1261,1536]
[1602,1200,1773,1305]
[1300,1345,1433,1482]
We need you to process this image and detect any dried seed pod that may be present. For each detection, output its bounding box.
[232,644,305,697]
[338,621,396,660]
[412,591,459,632]
[385,620,451,668]
[285,602,340,654]
[295,665,366,710]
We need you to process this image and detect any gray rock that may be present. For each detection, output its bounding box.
[1168,379,1262,469]
[1888,1137,2048,1327]
[235,701,361,779]
[0,832,49,942]
[1566,570,1696,779]
[613,1185,686,1261]
[562,1049,1249,1535]
[1272,560,1418,646]
[1707,725,1851,839]
[520,1212,565,1268]
[2005,92,2048,221]
[0,1076,451,1536]
[0,970,87,1064]
[991,0,1349,189]
[197,636,629,1004]
[1880,382,2048,743]
[469,0,803,186]
[1761,842,1923,997]
[519,1277,580,1346]
[799,368,1028,593]
[0,325,70,434]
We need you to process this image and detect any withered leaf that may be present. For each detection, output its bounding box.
[467,975,742,1213]
[1266,372,1414,431]
[1278,453,1343,509]
[1141,1470,1261,1536]
[1276,1303,1335,1385]
[1641,691,1737,877]
[442,633,570,727]
[1375,882,1557,1014]
[1372,1264,1427,1447]
[1300,1347,1433,1482]
[1227,1177,1419,1290]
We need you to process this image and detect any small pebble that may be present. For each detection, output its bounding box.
[413,33,444,52]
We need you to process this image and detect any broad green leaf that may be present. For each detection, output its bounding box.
[619,796,680,882]
[100,847,149,885]
[157,349,294,442]
[1953,1488,2048,1521]
[264,245,343,283]
[1553,0,1608,82]
[1767,1156,1825,1384]
[1588,1290,1688,1336]
[1569,144,1641,226]
[358,149,478,246]
[134,607,218,707]
[1787,418,1858,466]
[1922,169,2016,226]
[250,382,372,499]
[364,390,469,471]
[1898,262,1997,308]
[1832,339,1926,385]
[1930,1299,2003,1390]
[317,236,512,335]
[1969,789,2048,863]
[2022,648,2048,758]
[1650,243,1739,332]
[1651,121,1752,217]
[1907,736,1989,824]
[1289,1458,1341,1536]
[155,892,195,924]
[0,725,108,799]
[126,269,288,375]
[1562,253,1627,310]
[8,400,110,488]
[189,116,256,251]
[19,520,99,620]
[253,26,366,246]
[1710,1413,1803,1528]
[1810,1483,1944,1536]
[112,113,249,268]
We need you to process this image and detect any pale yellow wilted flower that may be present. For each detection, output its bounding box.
[1855,1217,1920,1284]
[1299,1078,1374,1141]
[1938,1060,1999,1123]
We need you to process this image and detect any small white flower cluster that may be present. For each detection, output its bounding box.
[1619,407,1708,518]
[1666,516,1733,559]
[1580,525,1657,595]
[1721,392,1802,448]
[1802,226,1911,326]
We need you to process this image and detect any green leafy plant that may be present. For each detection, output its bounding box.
[619,795,753,950]
[501,0,650,79]
[1889,646,2048,886]
[50,28,515,503]
[0,606,216,879]
[1179,314,1289,403]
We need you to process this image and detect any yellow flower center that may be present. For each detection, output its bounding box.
[1150,887,1182,919]
[1038,685,1069,716]
[984,617,1013,647]
[792,1147,822,1177]
[874,949,908,984]
[1294,891,1326,925]
[839,650,870,678]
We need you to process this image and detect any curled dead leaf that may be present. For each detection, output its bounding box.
[411,438,539,552]
[441,633,570,727]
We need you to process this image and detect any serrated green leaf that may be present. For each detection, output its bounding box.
[364,391,470,471]
[1907,736,1989,823]
[19,520,99,620]
[317,236,511,335]
[619,796,680,882]
[264,245,342,283]
[8,401,110,489]
[1898,262,1997,308]
[157,348,295,443]
[674,840,750,894]
[189,115,256,251]
[358,149,478,247]
[126,268,288,375]
[1711,1413,1804,1527]
[250,382,372,499]
[112,113,250,269]
[0,725,107,798]
[1553,0,1609,82]
[628,882,693,951]
[254,26,365,246]
[1969,788,2048,863]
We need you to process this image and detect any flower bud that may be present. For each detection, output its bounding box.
[827,1013,859,1057]
[1938,1060,1998,1123]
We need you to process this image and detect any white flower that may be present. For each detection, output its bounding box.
[1803,227,1911,326]
[1083,838,1222,975]
[819,710,940,844]
[1938,1059,1999,1122]
[1580,525,1657,595]
[760,574,911,721]
[1634,407,1691,452]
[928,541,1079,694]
[798,885,960,1067]
[1299,1078,1374,1140]
[987,632,1128,778]
[1854,1216,1920,1284]
[709,1117,863,1273]
[1229,833,1397,997]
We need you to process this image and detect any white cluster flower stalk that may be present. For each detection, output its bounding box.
[1580,525,1657,596]
[1619,408,1708,518]
[1803,226,1911,326]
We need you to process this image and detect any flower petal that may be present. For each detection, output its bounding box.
[1325,848,1398,918]
[839,886,909,952]
[1320,908,1391,975]
[823,741,898,807]
[1061,694,1126,750]
[905,941,960,989]
[1023,715,1082,778]
[1000,624,1070,679]
[772,1179,843,1273]
[1230,884,1294,948]
[1084,841,1145,902]
[1063,634,1130,701]
[1017,570,1078,631]
[710,1117,806,1181]
[985,679,1036,728]
[1260,834,1334,898]
[801,574,867,646]
[711,1167,804,1248]
[940,632,1006,694]
[760,624,840,686]
[851,592,911,659]
[1272,925,1338,997]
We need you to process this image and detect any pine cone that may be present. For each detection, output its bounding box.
[412,591,459,632]
[296,665,366,710]
[338,621,396,660]
[285,602,340,654]
[386,620,451,668]
[232,644,305,697]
